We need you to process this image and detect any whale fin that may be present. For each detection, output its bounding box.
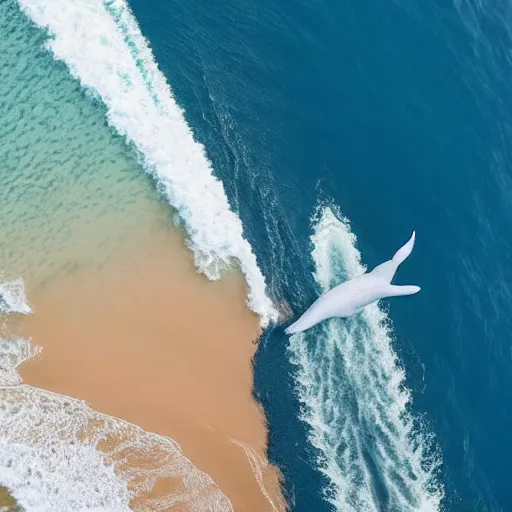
[384,284,421,297]
[370,231,416,283]
[370,259,397,282]
[392,231,416,265]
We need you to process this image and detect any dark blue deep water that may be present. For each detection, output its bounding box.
[125,0,512,510]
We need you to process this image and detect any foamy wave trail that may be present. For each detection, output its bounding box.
[288,205,444,511]
[15,0,278,327]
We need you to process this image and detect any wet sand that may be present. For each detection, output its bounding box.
[0,488,20,511]
[19,226,285,511]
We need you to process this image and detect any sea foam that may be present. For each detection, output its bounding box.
[0,278,38,387]
[15,0,278,327]
[288,205,444,511]
[0,386,234,512]
[0,278,32,315]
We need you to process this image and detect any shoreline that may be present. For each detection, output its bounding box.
[17,224,285,511]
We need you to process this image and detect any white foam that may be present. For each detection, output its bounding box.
[288,204,444,511]
[15,0,278,327]
[0,386,233,512]
[0,278,32,315]
[0,337,41,387]
[0,277,40,387]
[0,423,131,512]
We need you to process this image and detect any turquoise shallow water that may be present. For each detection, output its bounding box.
[0,1,168,285]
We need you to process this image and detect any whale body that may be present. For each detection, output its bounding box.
[285,232,420,335]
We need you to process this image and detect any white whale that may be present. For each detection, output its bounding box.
[285,231,420,335]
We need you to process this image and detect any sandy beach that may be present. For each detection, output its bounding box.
[0,487,20,511]
[17,225,285,511]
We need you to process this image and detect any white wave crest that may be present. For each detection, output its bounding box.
[15,0,278,327]
[288,204,444,511]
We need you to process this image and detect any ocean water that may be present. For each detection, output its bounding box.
[0,0,172,285]
[2,0,512,510]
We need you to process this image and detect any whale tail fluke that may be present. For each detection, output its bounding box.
[392,231,416,266]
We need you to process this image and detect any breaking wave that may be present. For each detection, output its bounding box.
[15,0,278,327]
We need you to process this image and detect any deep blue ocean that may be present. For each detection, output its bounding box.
[125,0,512,510]
[2,0,512,509]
